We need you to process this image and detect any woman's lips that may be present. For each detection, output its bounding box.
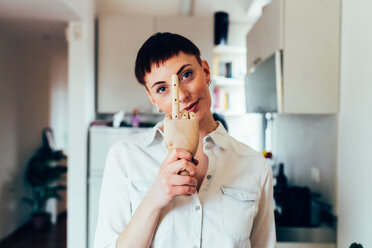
[184,100,199,112]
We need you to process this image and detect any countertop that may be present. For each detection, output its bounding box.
[276,225,336,248]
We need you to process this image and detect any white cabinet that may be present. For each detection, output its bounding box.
[246,0,283,71]
[97,15,213,114]
[246,0,341,114]
[155,16,213,65]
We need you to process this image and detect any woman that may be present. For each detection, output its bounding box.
[94,32,275,248]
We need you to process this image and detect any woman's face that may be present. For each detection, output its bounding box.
[144,52,211,122]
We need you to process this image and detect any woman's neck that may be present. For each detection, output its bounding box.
[198,112,218,139]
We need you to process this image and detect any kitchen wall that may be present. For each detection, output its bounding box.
[337,0,372,246]
[69,1,371,247]
[225,114,264,151]
[42,46,69,222]
[0,35,28,240]
[49,49,68,150]
[273,114,337,207]
[95,0,254,115]
[0,32,68,240]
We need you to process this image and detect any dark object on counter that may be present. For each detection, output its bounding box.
[276,163,287,187]
[350,243,363,248]
[90,120,155,128]
[274,186,311,227]
[214,12,229,45]
[310,195,333,227]
[90,119,113,126]
[120,121,132,127]
[139,122,156,128]
[310,196,322,226]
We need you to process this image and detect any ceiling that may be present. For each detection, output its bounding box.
[0,0,78,21]
[0,0,270,48]
[0,18,67,49]
[95,0,264,23]
[0,0,78,48]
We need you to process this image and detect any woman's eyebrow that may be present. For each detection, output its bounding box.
[151,81,166,89]
[176,64,191,76]
[151,64,192,89]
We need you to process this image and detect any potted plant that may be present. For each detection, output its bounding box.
[23,128,67,230]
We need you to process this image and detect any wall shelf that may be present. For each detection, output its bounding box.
[213,45,247,55]
[212,44,247,115]
[213,76,245,87]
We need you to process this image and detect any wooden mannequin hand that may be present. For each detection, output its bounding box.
[163,110,199,176]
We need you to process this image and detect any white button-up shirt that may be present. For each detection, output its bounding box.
[94,122,276,248]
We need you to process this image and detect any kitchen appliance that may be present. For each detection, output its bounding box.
[274,185,311,227]
[245,51,283,113]
[87,126,150,248]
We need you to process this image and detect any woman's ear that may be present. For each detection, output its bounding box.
[201,60,211,82]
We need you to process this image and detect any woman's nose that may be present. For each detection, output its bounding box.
[178,86,190,103]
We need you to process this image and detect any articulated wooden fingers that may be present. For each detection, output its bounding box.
[181,110,188,119]
[172,74,179,119]
[164,74,199,179]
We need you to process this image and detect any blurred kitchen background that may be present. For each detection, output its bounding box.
[0,0,371,247]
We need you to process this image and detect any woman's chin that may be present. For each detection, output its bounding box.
[195,110,211,124]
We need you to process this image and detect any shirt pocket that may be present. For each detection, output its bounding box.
[221,186,258,243]
[130,181,174,236]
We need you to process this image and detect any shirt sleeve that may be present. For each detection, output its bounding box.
[94,142,132,248]
[250,159,276,247]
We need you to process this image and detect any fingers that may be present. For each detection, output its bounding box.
[164,148,193,164]
[181,110,188,119]
[178,171,189,176]
[165,158,197,177]
[171,74,179,119]
[163,174,197,187]
[167,185,197,196]
[164,111,195,120]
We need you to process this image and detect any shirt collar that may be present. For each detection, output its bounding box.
[137,121,165,147]
[207,121,229,150]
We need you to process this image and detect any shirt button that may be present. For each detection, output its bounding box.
[195,205,200,210]
[206,175,212,180]
[206,137,212,142]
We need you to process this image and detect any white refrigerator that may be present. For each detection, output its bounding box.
[88,126,150,248]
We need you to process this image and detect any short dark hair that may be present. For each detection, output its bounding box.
[135,32,202,86]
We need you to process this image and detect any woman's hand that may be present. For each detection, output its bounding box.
[147,148,198,210]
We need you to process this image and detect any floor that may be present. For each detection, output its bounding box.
[0,213,66,248]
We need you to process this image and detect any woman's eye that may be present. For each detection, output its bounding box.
[181,70,193,81]
[156,86,166,94]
